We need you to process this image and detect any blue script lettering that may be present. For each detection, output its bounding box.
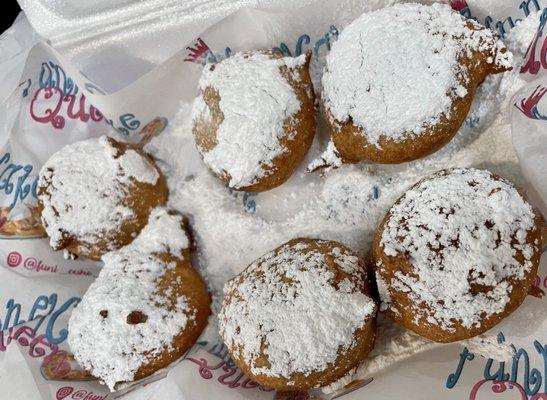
[45,296,80,345]
[39,61,78,96]
[0,153,38,209]
[458,0,543,38]
[484,333,511,381]
[447,347,475,388]
[28,294,58,333]
[446,332,547,396]
[105,113,142,135]
[0,293,80,348]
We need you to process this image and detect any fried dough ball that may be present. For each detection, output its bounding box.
[322,3,512,164]
[219,238,377,390]
[38,136,168,260]
[192,50,315,191]
[373,168,543,342]
[68,208,210,390]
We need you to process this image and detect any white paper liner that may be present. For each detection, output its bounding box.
[0,1,546,399]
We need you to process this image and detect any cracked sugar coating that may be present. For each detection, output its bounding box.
[219,238,377,390]
[322,3,512,149]
[68,208,209,391]
[38,136,165,259]
[191,51,314,190]
[373,168,543,342]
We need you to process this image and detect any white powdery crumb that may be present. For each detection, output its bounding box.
[131,208,189,255]
[68,208,191,391]
[218,241,376,379]
[378,168,537,331]
[495,11,544,104]
[38,136,159,249]
[142,17,534,375]
[463,335,515,362]
[375,270,391,312]
[191,95,212,124]
[504,10,543,58]
[315,165,404,229]
[321,3,512,148]
[331,246,361,275]
[191,52,305,189]
[118,149,161,185]
[307,140,343,171]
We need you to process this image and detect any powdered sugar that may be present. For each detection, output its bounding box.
[377,168,537,331]
[138,7,542,391]
[307,140,342,172]
[118,148,161,185]
[1,1,545,399]
[504,10,543,57]
[322,3,512,147]
[144,6,539,312]
[191,52,306,189]
[218,240,376,380]
[375,274,392,313]
[331,246,361,274]
[464,335,515,362]
[38,136,159,249]
[68,208,192,391]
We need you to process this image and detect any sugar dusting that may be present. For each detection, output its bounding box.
[143,8,541,390]
[464,335,515,362]
[191,52,306,189]
[68,208,192,391]
[377,168,537,331]
[219,240,376,380]
[321,3,512,148]
[38,136,159,250]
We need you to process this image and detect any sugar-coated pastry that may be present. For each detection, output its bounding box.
[373,168,543,342]
[68,208,210,390]
[322,3,512,164]
[192,50,315,192]
[219,238,377,390]
[38,136,168,260]
[0,204,45,237]
[41,351,95,381]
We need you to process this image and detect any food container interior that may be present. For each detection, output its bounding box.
[0,0,546,399]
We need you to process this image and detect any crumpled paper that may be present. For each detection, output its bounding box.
[1,0,546,399]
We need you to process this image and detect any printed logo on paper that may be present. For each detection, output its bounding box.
[514,85,547,120]
[185,346,273,392]
[6,251,22,267]
[184,25,339,65]
[0,292,94,395]
[28,61,104,130]
[41,351,95,382]
[446,332,547,399]
[3,250,95,276]
[0,293,80,346]
[521,8,547,76]
[452,0,544,38]
[468,379,547,400]
[21,60,165,136]
[55,386,106,400]
[449,0,469,12]
[0,152,44,239]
